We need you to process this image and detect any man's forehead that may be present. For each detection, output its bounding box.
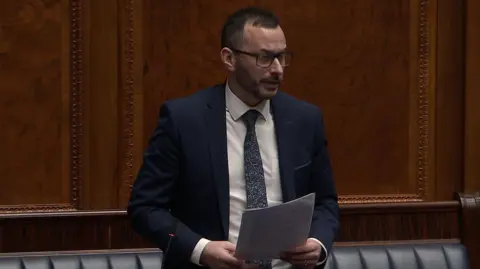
[242,24,286,51]
[243,24,284,38]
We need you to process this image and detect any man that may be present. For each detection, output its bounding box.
[128,6,339,269]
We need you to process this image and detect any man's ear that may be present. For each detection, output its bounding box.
[220,48,235,71]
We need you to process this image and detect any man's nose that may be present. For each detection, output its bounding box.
[269,58,284,74]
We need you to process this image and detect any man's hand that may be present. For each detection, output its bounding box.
[280,238,322,269]
[200,241,258,269]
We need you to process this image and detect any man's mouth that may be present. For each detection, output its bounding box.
[262,81,280,85]
[262,82,280,91]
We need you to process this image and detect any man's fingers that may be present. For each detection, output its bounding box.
[287,241,319,254]
[285,251,319,261]
[284,246,311,254]
[221,253,243,268]
[280,252,320,261]
[222,242,237,252]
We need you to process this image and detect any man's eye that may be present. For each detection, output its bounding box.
[258,55,272,61]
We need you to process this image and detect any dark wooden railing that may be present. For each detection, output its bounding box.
[0,192,478,267]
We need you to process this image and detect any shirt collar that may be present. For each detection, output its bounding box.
[225,82,271,122]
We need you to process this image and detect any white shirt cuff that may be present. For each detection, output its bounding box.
[190,238,211,266]
[307,238,328,265]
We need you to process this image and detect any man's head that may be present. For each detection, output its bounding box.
[220,7,291,106]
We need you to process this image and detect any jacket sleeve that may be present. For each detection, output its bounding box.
[127,102,202,266]
[309,108,340,264]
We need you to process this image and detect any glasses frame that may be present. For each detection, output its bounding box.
[229,48,292,68]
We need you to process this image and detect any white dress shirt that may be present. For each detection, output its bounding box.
[190,84,326,268]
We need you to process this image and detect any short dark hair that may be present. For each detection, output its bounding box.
[221,7,280,49]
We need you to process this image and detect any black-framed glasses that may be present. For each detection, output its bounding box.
[229,48,292,68]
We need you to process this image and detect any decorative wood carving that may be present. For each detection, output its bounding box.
[122,0,135,192]
[415,0,430,201]
[117,0,137,209]
[69,0,83,210]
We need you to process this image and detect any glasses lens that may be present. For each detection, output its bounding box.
[257,53,292,67]
[257,55,273,67]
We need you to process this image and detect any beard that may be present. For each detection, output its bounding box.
[234,66,281,102]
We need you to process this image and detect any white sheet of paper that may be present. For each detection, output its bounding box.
[234,193,316,260]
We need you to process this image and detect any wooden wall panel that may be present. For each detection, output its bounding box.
[138,0,448,203]
[75,0,142,210]
[465,0,480,193]
[0,0,81,211]
[0,0,474,211]
[434,0,465,199]
[0,1,477,262]
[81,0,120,209]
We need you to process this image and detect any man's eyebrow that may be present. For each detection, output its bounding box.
[259,48,287,54]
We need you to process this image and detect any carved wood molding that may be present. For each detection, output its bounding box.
[0,204,77,214]
[416,0,430,201]
[69,0,83,210]
[339,194,422,204]
[0,0,83,213]
[118,0,136,206]
[339,0,431,204]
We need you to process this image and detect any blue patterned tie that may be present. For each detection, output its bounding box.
[242,110,272,269]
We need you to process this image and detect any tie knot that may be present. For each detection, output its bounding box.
[242,109,260,130]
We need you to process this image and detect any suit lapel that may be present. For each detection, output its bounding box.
[205,85,230,239]
[272,93,296,202]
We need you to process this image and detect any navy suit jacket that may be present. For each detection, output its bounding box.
[127,84,339,269]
